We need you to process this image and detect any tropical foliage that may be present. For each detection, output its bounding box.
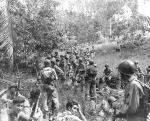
[0,0,150,71]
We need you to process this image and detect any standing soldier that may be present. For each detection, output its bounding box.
[54,51,59,60]
[40,59,59,118]
[85,60,97,99]
[115,60,147,121]
[134,61,144,81]
[90,46,95,59]
[76,58,86,91]
[51,58,65,88]
[59,55,65,72]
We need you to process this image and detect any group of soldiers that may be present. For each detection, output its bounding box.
[1,43,150,121]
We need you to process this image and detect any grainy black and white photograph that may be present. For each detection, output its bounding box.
[0,0,150,121]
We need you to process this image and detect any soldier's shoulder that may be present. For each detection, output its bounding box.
[130,79,143,89]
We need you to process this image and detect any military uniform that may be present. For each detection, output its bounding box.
[76,61,86,91]
[40,65,59,115]
[1,89,31,121]
[120,75,145,121]
[85,61,97,98]
[116,60,147,121]
[52,111,82,121]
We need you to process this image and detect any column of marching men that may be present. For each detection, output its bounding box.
[1,44,150,121]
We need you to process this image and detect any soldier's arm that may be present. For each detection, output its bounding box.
[53,69,58,80]
[78,104,87,121]
[55,65,64,75]
[126,84,142,114]
[1,92,13,103]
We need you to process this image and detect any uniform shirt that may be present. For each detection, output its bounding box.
[86,65,97,78]
[103,68,112,76]
[41,67,58,82]
[1,91,31,121]
[54,65,64,76]
[146,67,150,74]
[76,63,85,75]
[96,99,113,121]
[53,110,82,121]
[135,66,142,74]
[84,100,96,118]
[121,75,144,118]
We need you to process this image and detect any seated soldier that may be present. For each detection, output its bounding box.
[52,100,87,121]
[102,64,112,82]
[84,94,96,119]
[96,96,117,121]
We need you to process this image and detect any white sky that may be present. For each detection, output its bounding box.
[138,0,150,17]
[58,0,150,17]
[13,0,150,17]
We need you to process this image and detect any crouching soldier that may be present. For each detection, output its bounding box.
[102,64,112,85]
[0,85,31,121]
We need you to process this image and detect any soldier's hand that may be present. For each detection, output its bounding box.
[77,104,82,112]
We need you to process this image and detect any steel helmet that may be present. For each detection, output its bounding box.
[134,60,138,65]
[105,64,109,67]
[51,58,56,64]
[108,96,117,105]
[89,60,94,65]
[117,60,136,75]
[44,59,51,67]
[79,58,82,62]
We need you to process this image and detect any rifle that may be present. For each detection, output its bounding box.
[16,64,21,94]
[29,91,41,121]
[113,108,116,121]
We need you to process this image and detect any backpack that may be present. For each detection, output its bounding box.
[136,80,150,116]
[87,66,97,78]
[41,67,55,84]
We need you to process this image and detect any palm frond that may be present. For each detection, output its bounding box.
[0,0,13,71]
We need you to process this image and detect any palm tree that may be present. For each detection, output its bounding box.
[0,0,13,71]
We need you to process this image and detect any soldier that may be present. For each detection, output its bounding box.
[54,51,59,60]
[40,59,59,118]
[0,85,31,121]
[134,61,144,81]
[146,65,150,75]
[30,86,43,121]
[51,58,65,87]
[84,94,96,119]
[76,58,86,91]
[115,60,147,121]
[102,64,112,85]
[96,95,116,121]
[59,55,65,72]
[90,46,95,59]
[85,60,97,99]
[52,101,87,121]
